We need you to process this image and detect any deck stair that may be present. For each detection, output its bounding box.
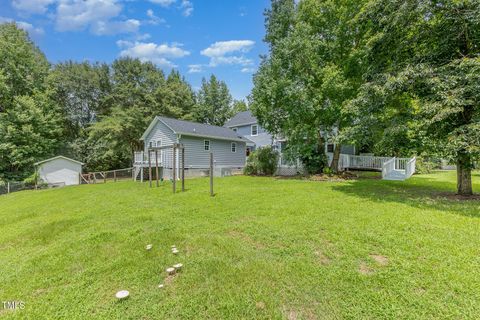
[336,154,416,181]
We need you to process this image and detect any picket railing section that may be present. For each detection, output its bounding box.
[405,157,417,179]
[134,151,162,165]
[382,157,396,179]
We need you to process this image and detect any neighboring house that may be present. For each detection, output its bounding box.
[35,156,84,186]
[225,110,356,160]
[134,116,249,179]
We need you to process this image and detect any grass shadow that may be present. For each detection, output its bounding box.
[331,171,480,218]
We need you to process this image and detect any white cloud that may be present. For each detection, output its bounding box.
[0,17,44,35]
[118,41,190,68]
[201,40,254,58]
[188,64,202,73]
[201,40,255,67]
[241,67,256,73]
[180,0,193,17]
[146,9,165,25]
[149,0,176,7]
[12,0,55,14]
[55,0,139,35]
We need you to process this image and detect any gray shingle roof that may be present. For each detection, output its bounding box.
[225,110,257,127]
[142,116,250,142]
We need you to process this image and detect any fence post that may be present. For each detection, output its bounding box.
[155,150,159,188]
[181,146,185,192]
[210,152,214,197]
[7,182,10,194]
[148,150,152,188]
[172,145,177,194]
[104,172,107,184]
[114,170,117,182]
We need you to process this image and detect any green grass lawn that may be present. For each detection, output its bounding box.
[1,171,479,319]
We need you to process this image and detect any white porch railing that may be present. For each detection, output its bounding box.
[338,154,391,171]
[382,157,396,179]
[405,157,416,179]
[134,151,162,165]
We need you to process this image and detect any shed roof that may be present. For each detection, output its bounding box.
[225,110,257,127]
[141,116,250,143]
[34,156,84,166]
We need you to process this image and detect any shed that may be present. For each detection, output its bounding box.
[34,156,84,186]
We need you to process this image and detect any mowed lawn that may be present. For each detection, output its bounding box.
[1,171,479,319]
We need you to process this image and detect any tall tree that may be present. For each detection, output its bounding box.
[0,93,62,179]
[193,75,233,126]
[0,23,49,112]
[156,70,196,120]
[353,0,480,195]
[251,0,367,172]
[48,61,111,139]
[0,23,59,179]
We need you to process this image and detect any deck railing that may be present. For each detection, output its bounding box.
[405,157,416,179]
[382,157,396,179]
[134,151,161,165]
[339,155,391,171]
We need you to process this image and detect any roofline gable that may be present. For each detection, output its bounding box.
[34,156,84,166]
[140,116,177,141]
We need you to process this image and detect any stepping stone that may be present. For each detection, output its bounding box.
[115,290,129,300]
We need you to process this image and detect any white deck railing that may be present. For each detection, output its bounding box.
[405,157,416,179]
[338,154,391,171]
[134,151,162,165]
[382,157,396,179]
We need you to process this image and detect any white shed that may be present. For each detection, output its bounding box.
[34,156,84,186]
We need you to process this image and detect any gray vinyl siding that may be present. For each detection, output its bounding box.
[179,135,246,168]
[231,123,273,149]
[144,120,177,168]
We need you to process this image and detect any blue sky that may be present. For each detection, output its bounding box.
[0,0,271,100]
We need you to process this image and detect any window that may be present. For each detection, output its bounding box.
[156,140,162,147]
[149,141,154,148]
[232,128,238,132]
[251,124,258,136]
[231,142,237,153]
[327,144,335,153]
[204,140,210,151]
[246,147,251,157]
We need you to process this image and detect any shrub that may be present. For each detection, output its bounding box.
[300,148,328,175]
[244,146,279,176]
[415,157,441,174]
[322,167,334,176]
[23,171,39,186]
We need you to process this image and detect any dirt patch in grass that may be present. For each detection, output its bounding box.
[256,301,266,310]
[283,307,318,320]
[435,192,480,201]
[227,230,265,249]
[314,250,331,265]
[358,262,374,275]
[370,254,389,266]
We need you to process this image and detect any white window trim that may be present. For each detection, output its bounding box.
[204,140,210,151]
[156,140,162,147]
[231,142,237,153]
[251,124,258,136]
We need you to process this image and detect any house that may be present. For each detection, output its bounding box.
[134,116,250,179]
[225,110,356,161]
[34,156,84,186]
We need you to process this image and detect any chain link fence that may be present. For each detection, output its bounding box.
[80,168,134,184]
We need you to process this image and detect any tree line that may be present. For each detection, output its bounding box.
[0,23,248,180]
[251,0,480,195]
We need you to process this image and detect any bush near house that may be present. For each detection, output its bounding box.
[244,146,279,176]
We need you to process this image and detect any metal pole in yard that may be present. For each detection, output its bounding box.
[104,172,107,184]
[181,146,185,192]
[148,150,152,188]
[155,150,159,188]
[210,152,214,197]
[114,170,117,182]
[7,182,10,194]
[172,145,177,194]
